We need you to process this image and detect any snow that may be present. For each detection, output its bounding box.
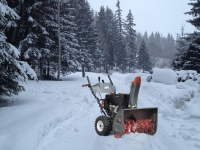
[18,61,37,80]
[177,70,199,82]
[0,1,20,20]
[152,68,177,85]
[8,43,20,58]
[28,16,34,22]
[0,2,7,16]
[0,71,200,150]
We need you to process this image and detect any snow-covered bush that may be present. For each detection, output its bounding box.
[147,69,200,84]
[146,75,152,82]
[176,70,199,82]
[151,68,177,85]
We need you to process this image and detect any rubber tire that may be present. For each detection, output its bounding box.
[95,116,111,136]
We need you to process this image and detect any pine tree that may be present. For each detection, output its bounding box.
[75,0,97,71]
[96,6,106,71]
[96,6,119,71]
[148,32,157,58]
[182,32,200,72]
[93,11,103,71]
[136,33,142,50]
[59,0,80,75]
[165,33,175,58]
[173,25,188,70]
[0,0,37,96]
[104,7,116,68]
[40,0,59,79]
[143,31,148,44]
[186,0,200,30]
[138,39,152,72]
[7,0,56,79]
[3,0,19,47]
[183,0,200,73]
[124,10,137,71]
[115,0,122,34]
[115,0,126,72]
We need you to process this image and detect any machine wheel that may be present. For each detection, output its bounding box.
[95,116,111,136]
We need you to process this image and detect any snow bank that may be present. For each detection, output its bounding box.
[152,68,177,85]
[1,72,200,150]
[177,70,200,82]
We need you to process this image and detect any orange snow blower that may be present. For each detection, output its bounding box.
[82,75,158,138]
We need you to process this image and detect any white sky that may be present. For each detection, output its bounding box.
[87,0,196,38]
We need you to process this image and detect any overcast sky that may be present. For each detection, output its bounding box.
[87,0,196,38]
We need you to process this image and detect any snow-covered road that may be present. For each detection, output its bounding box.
[0,72,200,150]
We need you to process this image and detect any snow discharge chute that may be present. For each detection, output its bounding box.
[82,75,158,138]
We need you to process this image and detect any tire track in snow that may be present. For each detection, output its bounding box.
[35,88,97,150]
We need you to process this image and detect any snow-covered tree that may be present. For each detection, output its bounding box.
[186,0,200,30]
[173,25,188,70]
[103,7,116,68]
[183,0,200,73]
[115,0,122,34]
[114,0,126,71]
[9,0,55,79]
[0,0,37,96]
[75,0,97,71]
[143,31,148,44]
[138,39,152,72]
[124,10,137,71]
[136,33,142,50]
[59,0,80,74]
[182,32,200,72]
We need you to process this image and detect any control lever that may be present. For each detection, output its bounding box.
[98,76,100,83]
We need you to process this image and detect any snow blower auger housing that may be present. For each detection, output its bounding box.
[82,75,158,138]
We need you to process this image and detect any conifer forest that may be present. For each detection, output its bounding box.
[1,0,200,96]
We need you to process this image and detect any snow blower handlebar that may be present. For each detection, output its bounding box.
[108,75,113,85]
[81,76,92,87]
[82,84,88,87]
[82,76,107,116]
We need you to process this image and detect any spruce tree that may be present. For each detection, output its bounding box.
[115,0,122,34]
[0,0,37,96]
[183,0,200,73]
[96,6,106,70]
[104,7,116,68]
[75,0,97,71]
[115,0,126,72]
[96,6,119,71]
[138,39,152,72]
[59,0,80,75]
[182,32,200,72]
[173,25,188,70]
[186,0,200,30]
[124,10,137,71]
[6,0,56,79]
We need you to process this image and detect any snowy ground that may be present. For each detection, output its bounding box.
[0,70,200,150]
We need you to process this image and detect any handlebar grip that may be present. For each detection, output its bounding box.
[82,84,88,87]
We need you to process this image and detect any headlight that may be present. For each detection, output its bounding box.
[104,85,109,89]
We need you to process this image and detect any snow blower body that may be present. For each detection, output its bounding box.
[82,75,158,138]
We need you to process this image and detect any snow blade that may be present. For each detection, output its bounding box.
[113,107,158,138]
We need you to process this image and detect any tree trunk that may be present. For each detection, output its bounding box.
[47,61,50,79]
[57,0,61,81]
[82,64,85,77]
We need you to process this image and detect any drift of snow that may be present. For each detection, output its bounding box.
[0,71,200,150]
[152,68,177,85]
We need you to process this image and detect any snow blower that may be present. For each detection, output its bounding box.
[82,75,158,138]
